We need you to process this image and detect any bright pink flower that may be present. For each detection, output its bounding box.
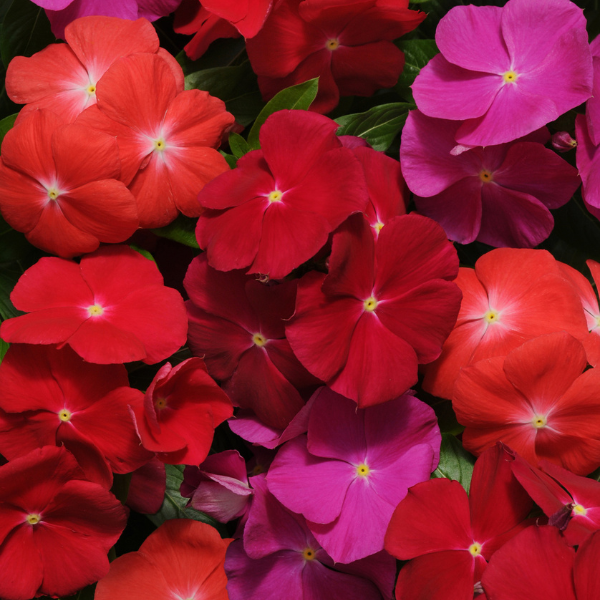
[0,344,152,488]
[76,52,234,228]
[413,0,593,146]
[130,358,233,465]
[401,110,579,247]
[246,0,425,114]
[267,387,440,563]
[385,444,533,600]
[0,446,127,600]
[0,110,138,258]
[286,214,461,407]
[196,110,367,279]
[184,253,320,430]
[422,249,589,400]
[575,113,600,220]
[6,16,170,123]
[0,245,188,365]
[226,474,396,599]
[586,36,600,146]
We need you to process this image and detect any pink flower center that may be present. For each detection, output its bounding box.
[502,70,518,83]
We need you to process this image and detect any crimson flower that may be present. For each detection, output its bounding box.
[0,245,188,365]
[196,109,368,280]
[0,446,127,600]
[286,213,461,407]
[385,444,533,600]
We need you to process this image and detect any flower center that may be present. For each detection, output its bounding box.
[573,504,587,516]
[373,222,384,235]
[26,513,41,525]
[155,398,167,410]
[58,409,71,422]
[503,70,518,83]
[468,542,482,556]
[326,38,340,51]
[532,414,547,429]
[303,547,316,561]
[86,84,96,95]
[356,463,370,478]
[154,138,166,152]
[268,190,283,203]
[483,309,499,323]
[87,304,104,317]
[47,187,60,201]
[253,333,267,347]
[479,169,493,183]
[363,297,378,312]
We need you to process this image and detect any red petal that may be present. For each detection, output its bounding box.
[0,308,85,346]
[126,458,166,514]
[574,530,600,599]
[0,526,43,600]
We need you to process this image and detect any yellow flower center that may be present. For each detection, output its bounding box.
[87,304,104,317]
[86,84,96,95]
[373,222,384,235]
[303,547,316,560]
[155,398,167,410]
[58,409,72,422]
[268,190,283,203]
[154,138,166,152]
[26,514,41,525]
[468,542,482,556]
[326,38,340,51]
[253,333,267,347]
[532,414,547,429]
[483,309,499,323]
[503,70,518,83]
[573,504,587,516]
[356,463,370,478]
[479,169,493,183]
[363,297,378,312]
[47,187,60,201]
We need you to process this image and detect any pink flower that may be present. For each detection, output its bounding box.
[575,114,600,220]
[413,0,593,146]
[401,110,579,247]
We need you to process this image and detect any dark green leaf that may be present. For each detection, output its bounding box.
[152,214,200,249]
[0,339,8,363]
[222,151,237,168]
[334,102,412,151]
[0,113,17,146]
[432,400,464,436]
[247,78,319,149]
[588,465,600,482]
[395,40,438,102]
[0,269,21,320]
[0,216,33,264]
[176,38,247,75]
[129,244,156,263]
[229,132,250,158]
[431,433,476,492]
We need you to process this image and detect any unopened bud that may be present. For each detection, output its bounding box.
[552,131,577,152]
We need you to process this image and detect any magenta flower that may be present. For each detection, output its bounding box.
[576,114,600,221]
[586,37,600,146]
[266,387,440,563]
[401,110,580,248]
[225,474,396,600]
[413,0,593,146]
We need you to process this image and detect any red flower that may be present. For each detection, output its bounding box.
[0,245,188,365]
[422,249,589,400]
[0,344,152,488]
[0,110,139,258]
[286,213,462,408]
[453,331,600,475]
[246,0,425,113]
[0,446,127,600]
[384,444,533,600]
[184,254,319,429]
[77,52,234,228]
[130,357,233,465]
[95,519,231,600]
[196,109,368,280]
[5,16,172,123]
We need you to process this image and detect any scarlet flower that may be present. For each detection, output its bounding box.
[0,446,128,600]
[184,254,319,429]
[196,109,368,280]
[246,0,425,114]
[130,357,233,465]
[0,110,138,258]
[286,213,461,407]
[95,519,232,600]
[384,444,533,600]
[77,52,234,228]
[422,248,589,400]
[0,245,188,365]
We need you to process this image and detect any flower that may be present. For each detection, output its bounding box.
[286,213,461,407]
[267,387,440,563]
[95,519,231,600]
[0,446,127,600]
[575,113,600,220]
[126,458,166,514]
[385,444,533,600]
[453,332,600,475]
[246,0,425,114]
[0,110,139,258]
[412,0,593,146]
[401,110,579,247]
[0,245,188,365]
[130,357,233,465]
[422,248,589,400]
[586,36,600,146]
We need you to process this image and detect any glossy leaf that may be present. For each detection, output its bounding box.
[431,433,476,493]
[0,113,16,146]
[229,132,250,158]
[152,214,200,249]
[395,39,439,102]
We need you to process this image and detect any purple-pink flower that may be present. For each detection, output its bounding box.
[412,0,592,146]
[266,387,440,563]
[576,112,600,222]
[401,110,580,248]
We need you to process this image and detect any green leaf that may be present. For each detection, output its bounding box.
[129,244,156,263]
[247,78,319,149]
[431,433,476,493]
[395,40,438,102]
[334,102,412,151]
[0,269,21,320]
[432,400,464,436]
[229,132,250,158]
[152,214,200,249]
[0,339,8,363]
[1,0,55,69]
[0,113,17,147]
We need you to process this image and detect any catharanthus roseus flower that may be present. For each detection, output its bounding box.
[385,444,533,600]
[6,16,169,123]
[575,114,600,221]
[77,52,234,228]
[412,0,593,146]
[95,519,231,600]
[286,213,461,407]
[0,245,188,365]
[0,110,138,258]
[226,474,396,599]
[422,248,589,400]
[126,458,166,514]
[267,387,440,563]
[0,344,152,488]
[401,110,579,248]
[586,36,600,146]
[246,0,424,114]
[453,332,600,475]
[130,357,233,465]
[0,446,127,600]
[196,110,368,279]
